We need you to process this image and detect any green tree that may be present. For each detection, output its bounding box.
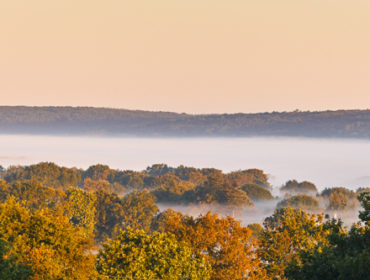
[94,190,125,242]
[96,228,211,280]
[241,184,274,201]
[227,169,271,190]
[285,192,370,280]
[120,190,159,232]
[359,191,370,225]
[280,180,317,195]
[277,194,320,212]
[151,174,195,203]
[145,164,173,177]
[114,170,150,190]
[0,237,32,280]
[186,175,253,207]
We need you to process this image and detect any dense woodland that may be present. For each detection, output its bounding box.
[2,106,370,137]
[0,162,368,279]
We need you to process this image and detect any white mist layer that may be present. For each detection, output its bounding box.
[158,201,361,227]
[1,135,370,190]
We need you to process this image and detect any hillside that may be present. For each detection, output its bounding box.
[1,106,370,137]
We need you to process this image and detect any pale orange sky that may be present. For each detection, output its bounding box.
[1,0,369,113]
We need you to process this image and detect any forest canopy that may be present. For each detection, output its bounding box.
[0,161,368,279]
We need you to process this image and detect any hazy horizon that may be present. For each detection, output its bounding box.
[1,105,370,115]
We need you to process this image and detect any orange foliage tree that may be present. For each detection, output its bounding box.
[152,209,268,280]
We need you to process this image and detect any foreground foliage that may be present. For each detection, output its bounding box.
[285,192,370,280]
[152,210,267,280]
[96,228,211,280]
[0,238,32,280]
[0,198,96,280]
[258,208,330,279]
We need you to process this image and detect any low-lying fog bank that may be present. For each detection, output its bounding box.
[1,135,370,190]
[158,201,361,227]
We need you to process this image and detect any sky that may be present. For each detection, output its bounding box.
[1,0,369,114]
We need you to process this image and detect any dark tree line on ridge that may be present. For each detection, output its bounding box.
[2,106,370,137]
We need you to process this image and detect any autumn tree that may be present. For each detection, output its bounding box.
[64,188,96,236]
[0,180,64,210]
[3,162,81,189]
[83,177,110,192]
[321,187,359,211]
[247,223,264,240]
[96,228,211,280]
[227,169,271,190]
[0,198,96,280]
[174,165,206,185]
[84,164,114,181]
[151,208,184,233]
[152,211,266,280]
[258,208,330,279]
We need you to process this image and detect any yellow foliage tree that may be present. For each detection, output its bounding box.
[0,197,97,280]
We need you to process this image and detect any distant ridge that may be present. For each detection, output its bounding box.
[1,106,370,138]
